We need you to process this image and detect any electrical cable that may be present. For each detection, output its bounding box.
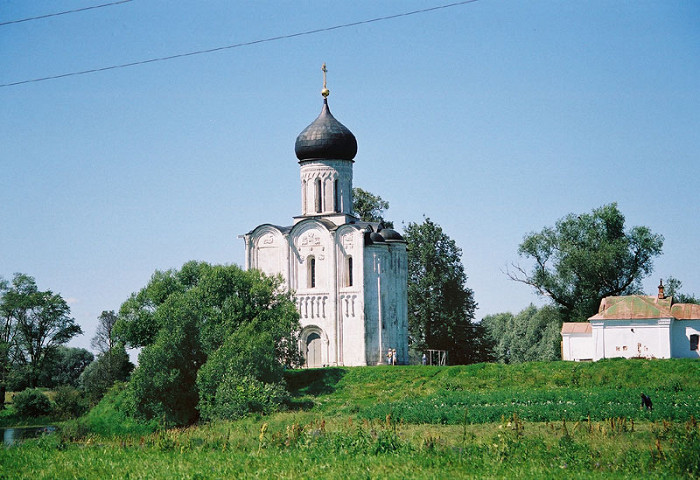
[0,0,478,88]
[0,0,133,27]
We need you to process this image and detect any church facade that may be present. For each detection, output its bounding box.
[241,78,408,367]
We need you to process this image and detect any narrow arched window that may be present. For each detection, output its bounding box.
[334,179,340,213]
[315,178,322,213]
[346,256,353,287]
[308,256,316,288]
[302,179,307,214]
[691,334,699,351]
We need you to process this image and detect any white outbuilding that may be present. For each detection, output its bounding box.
[241,75,408,367]
[561,283,700,361]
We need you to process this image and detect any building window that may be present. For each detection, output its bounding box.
[346,256,353,287]
[691,334,699,351]
[308,256,316,288]
[315,178,322,213]
[334,179,340,213]
[302,180,307,214]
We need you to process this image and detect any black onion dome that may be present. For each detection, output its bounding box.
[295,99,357,161]
[379,228,405,242]
[368,232,385,243]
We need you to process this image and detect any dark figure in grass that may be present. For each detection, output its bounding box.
[641,393,653,411]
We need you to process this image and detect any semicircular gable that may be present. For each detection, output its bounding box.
[291,219,333,251]
[250,225,286,249]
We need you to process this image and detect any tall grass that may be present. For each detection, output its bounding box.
[2,359,699,479]
[2,414,699,479]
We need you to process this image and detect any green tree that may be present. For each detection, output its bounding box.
[509,203,664,322]
[0,274,82,389]
[114,262,300,425]
[92,310,118,354]
[0,277,17,409]
[665,277,699,304]
[80,310,133,404]
[127,304,204,425]
[39,346,93,388]
[482,305,563,363]
[404,218,480,364]
[352,187,394,228]
[79,344,133,404]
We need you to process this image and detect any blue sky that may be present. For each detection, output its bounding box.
[1,0,698,354]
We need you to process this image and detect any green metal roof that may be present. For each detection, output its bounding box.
[589,295,699,321]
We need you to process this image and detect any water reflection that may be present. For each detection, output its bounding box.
[2,425,55,446]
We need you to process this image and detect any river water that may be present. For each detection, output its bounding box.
[1,425,56,446]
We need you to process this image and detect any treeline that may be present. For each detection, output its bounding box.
[1,275,133,418]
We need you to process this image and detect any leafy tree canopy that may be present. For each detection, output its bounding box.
[80,344,133,405]
[482,305,563,364]
[404,217,483,364]
[39,346,94,388]
[508,203,664,322]
[0,273,82,389]
[352,187,394,228]
[114,261,301,425]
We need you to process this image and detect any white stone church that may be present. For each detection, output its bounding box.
[241,76,408,367]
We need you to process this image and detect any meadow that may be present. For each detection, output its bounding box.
[1,359,699,479]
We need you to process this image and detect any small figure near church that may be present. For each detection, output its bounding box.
[641,393,653,411]
[386,348,393,365]
[422,353,427,365]
[392,348,397,365]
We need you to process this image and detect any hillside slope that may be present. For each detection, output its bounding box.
[285,359,700,423]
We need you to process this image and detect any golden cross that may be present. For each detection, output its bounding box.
[321,63,329,98]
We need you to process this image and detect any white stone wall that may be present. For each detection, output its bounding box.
[362,242,409,365]
[299,160,353,216]
[592,319,672,360]
[292,222,338,365]
[671,320,700,358]
[243,220,408,367]
[250,226,288,279]
[337,225,366,366]
[561,333,594,361]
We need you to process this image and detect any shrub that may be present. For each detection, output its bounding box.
[199,373,287,421]
[53,385,88,419]
[13,388,53,417]
[82,382,158,436]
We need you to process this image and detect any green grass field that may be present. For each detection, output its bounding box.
[1,359,699,479]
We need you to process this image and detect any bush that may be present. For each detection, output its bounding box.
[13,388,53,417]
[82,382,158,437]
[53,386,88,419]
[199,373,287,421]
[196,327,290,421]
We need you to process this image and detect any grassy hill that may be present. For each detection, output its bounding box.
[285,359,700,423]
[2,359,699,479]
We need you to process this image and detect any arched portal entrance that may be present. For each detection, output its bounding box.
[306,332,322,368]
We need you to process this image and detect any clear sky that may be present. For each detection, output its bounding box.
[1,0,698,354]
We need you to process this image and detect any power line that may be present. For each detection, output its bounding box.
[0,0,478,88]
[0,0,133,27]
